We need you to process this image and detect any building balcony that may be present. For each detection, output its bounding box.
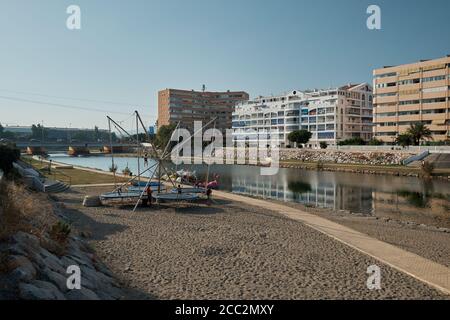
[374,96,398,104]
[422,102,447,110]
[375,125,398,132]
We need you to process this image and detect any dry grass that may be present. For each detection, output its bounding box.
[23,156,129,185]
[0,180,57,241]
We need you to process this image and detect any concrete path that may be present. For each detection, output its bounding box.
[214,190,450,295]
[71,183,118,188]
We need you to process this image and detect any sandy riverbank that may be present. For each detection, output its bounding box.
[51,186,448,299]
[258,197,450,268]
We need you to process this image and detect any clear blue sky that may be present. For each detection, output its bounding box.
[1,0,449,130]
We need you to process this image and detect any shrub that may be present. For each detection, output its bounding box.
[319,142,328,149]
[49,221,71,243]
[368,138,383,146]
[337,137,366,146]
[122,166,132,176]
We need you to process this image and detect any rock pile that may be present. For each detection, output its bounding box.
[280,150,411,166]
[1,231,126,300]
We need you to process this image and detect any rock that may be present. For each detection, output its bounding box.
[80,265,116,290]
[12,232,40,251]
[30,280,66,299]
[83,195,102,207]
[41,267,69,292]
[65,288,100,300]
[36,255,65,274]
[8,256,37,282]
[19,282,65,300]
[6,244,27,257]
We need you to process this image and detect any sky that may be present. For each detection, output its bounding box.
[0,0,449,130]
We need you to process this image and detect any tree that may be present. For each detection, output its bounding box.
[0,123,4,134]
[406,123,433,146]
[288,130,312,147]
[155,124,177,150]
[395,133,412,148]
[94,126,100,141]
[0,144,20,175]
[31,124,48,139]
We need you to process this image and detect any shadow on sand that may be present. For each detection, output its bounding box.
[62,207,128,241]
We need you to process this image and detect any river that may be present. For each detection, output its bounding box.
[48,153,450,228]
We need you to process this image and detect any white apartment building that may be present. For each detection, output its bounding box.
[232,83,373,148]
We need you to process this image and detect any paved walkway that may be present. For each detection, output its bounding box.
[214,190,450,295]
[72,183,118,188]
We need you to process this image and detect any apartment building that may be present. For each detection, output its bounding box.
[373,56,450,143]
[157,88,249,133]
[232,83,373,148]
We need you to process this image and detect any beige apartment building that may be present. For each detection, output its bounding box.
[157,88,249,133]
[373,56,450,143]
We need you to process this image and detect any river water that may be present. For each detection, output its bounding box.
[48,153,450,228]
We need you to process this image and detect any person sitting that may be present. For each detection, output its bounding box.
[146,186,153,206]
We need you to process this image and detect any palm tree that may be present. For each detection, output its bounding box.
[395,133,412,148]
[406,123,432,146]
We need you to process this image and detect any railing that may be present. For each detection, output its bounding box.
[402,151,430,165]
[21,157,72,187]
[47,169,72,186]
[13,162,46,192]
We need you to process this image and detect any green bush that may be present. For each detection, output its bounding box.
[49,221,71,243]
[368,138,383,146]
[337,137,366,146]
[319,142,328,149]
[122,166,132,176]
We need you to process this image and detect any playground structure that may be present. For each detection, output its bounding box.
[100,111,218,211]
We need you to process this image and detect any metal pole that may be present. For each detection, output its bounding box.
[136,113,141,191]
[108,118,117,188]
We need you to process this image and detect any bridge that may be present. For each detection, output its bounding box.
[15,142,136,153]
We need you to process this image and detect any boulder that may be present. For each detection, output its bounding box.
[12,232,40,251]
[41,267,69,293]
[19,282,65,300]
[65,288,100,300]
[8,256,37,282]
[83,196,102,207]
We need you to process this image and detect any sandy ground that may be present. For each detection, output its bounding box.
[261,198,450,268]
[52,187,449,300]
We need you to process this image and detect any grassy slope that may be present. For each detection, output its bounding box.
[23,156,129,185]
